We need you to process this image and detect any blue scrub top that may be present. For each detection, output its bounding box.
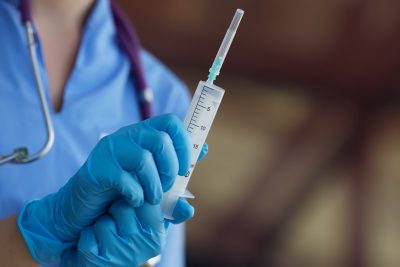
[0,0,190,266]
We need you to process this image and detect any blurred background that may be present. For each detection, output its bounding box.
[117,1,400,267]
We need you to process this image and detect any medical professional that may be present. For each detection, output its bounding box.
[0,0,205,266]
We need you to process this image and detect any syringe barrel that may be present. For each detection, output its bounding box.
[161,80,225,219]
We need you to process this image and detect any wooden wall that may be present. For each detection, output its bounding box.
[116,0,400,94]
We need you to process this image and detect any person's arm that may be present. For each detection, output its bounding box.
[0,215,39,267]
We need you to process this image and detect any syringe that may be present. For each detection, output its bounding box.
[161,9,244,219]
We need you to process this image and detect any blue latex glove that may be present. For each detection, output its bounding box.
[61,145,208,266]
[61,197,194,267]
[198,143,208,161]
[18,114,192,265]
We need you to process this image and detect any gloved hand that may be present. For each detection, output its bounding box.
[61,197,194,267]
[18,114,192,265]
[60,143,208,267]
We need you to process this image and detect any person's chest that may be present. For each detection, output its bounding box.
[0,10,143,218]
[0,58,142,219]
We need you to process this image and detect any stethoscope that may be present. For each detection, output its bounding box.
[0,0,153,165]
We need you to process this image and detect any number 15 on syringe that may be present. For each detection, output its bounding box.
[161,9,244,219]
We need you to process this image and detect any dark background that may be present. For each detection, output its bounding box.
[117,1,400,267]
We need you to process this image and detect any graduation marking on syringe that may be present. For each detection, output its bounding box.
[161,8,244,220]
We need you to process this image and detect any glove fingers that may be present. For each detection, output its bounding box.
[130,149,162,204]
[145,114,192,176]
[77,205,164,267]
[93,215,120,257]
[112,170,145,207]
[167,198,194,224]
[109,133,162,205]
[77,226,99,259]
[132,126,179,192]
[109,199,140,237]
[198,143,208,161]
[135,202,165,234]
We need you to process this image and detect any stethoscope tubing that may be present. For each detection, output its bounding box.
[22,21,55,163]
[0,0,152,165]
[0,22,55,164]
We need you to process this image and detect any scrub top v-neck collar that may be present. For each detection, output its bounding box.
[29,0,118,115]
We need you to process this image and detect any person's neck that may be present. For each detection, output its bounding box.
[31,0,96,27]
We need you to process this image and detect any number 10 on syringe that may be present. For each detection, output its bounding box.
[161,9,244,219]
